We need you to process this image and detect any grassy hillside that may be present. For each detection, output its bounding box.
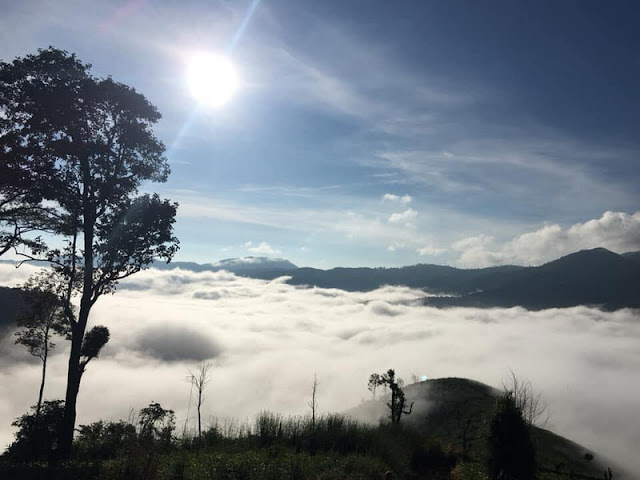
[348,378,618,479]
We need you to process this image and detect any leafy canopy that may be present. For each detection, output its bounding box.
[0,46,178,308]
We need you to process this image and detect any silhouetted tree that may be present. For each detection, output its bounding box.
[15,272,70,419]
[188,362,212,442]
[0,47,179,459]
[138,402,175,447]
[487,392,536,480]
[369,369,414,424]
[308,373,319,433]
[368,373,382,400]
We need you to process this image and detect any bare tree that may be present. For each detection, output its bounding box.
[503,370,549,428]
[188,362,212,441]
[308,373,319,432]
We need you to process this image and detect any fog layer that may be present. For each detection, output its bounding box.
[0,264,638,471]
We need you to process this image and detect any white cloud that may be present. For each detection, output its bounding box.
[382,193,412,204]
[454,211,640,267]
[388,208,417,224]
[452,234,494,252]
[246,242,281,256]
[387,242,405,252]
[416,245,447,256]
[1,265,639,472]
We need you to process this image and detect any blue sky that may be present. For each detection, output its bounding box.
[1,0,639,267]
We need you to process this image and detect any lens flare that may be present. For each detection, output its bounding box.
[186,53,239,107]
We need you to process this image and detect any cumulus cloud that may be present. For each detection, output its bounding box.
[382,193,412,204]
[245,241,281,255]
[388,208,417,224]
[0,264,639,472]
[454,211,640,267]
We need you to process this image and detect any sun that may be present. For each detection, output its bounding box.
[186,52,239,107]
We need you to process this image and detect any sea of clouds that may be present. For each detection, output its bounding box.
[1,263,639,472]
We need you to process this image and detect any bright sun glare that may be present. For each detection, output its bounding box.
[186,53,239,107]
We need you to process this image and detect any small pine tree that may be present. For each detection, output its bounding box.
[487,392,536,480]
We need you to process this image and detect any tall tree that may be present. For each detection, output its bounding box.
[15,271,70,419]
[0,47,179,459]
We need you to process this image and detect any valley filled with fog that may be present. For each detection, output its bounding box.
[1,263,639,472]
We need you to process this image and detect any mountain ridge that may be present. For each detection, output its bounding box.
[2,248,639,310]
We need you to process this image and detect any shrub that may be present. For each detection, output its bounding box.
[75,420,137,460]
[6,400,65,462]
[487,392,536,480]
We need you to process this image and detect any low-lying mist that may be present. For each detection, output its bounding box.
[1,263,639,472]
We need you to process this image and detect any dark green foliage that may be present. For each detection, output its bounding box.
[138,402,176,448]
[75,420,137,460]
[0,46,179,458]
[80,325,110,365]
[410,442,457,474]
[6,400,65,462]
[487,393,536,480]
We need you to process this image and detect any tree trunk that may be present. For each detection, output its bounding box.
[58,156,96,460]
[58,324,85,459]
[197,388,202,441]
[36,329,48,419]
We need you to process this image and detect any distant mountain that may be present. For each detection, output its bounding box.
[151,256,298,276]
[148,248,640,310]
[284,264,525,294]
[0,286,27,339]
[4,248,639,311]
[622,251,640,265]
[426,248,640,310]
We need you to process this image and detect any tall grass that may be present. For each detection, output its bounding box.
[1,410,458,480]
